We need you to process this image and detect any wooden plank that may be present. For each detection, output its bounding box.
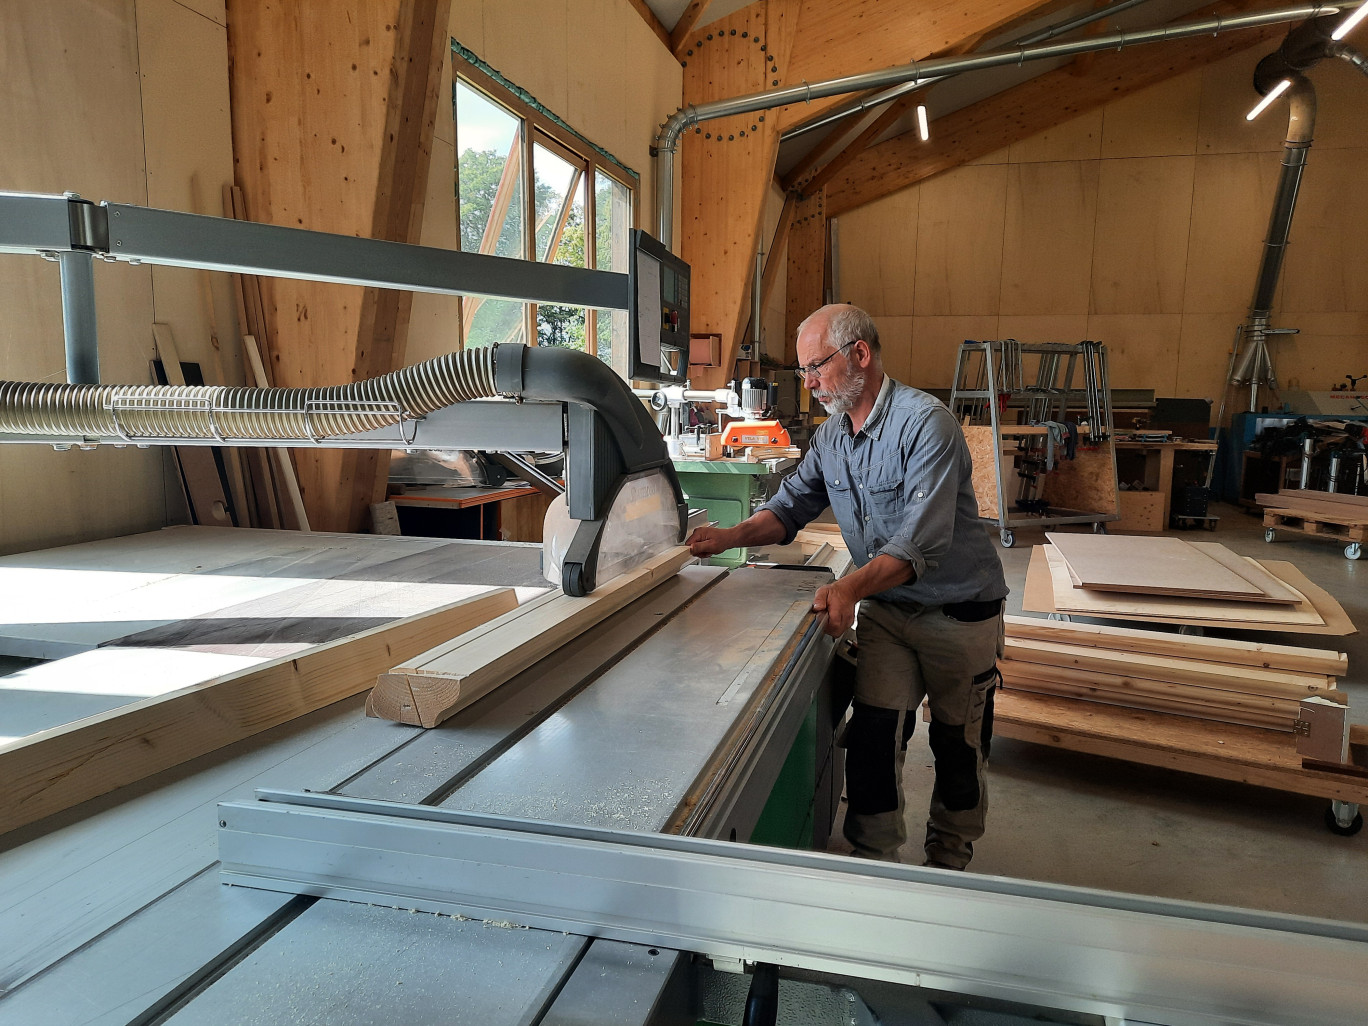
[1255,496,1368,525]
[1188,542,1303,605]
[1000,674,1294,732]
[1273,488,1368,510]
[152,324,235,529]
[1002,638,1334,698]
[993,689,1368,805]
[1003,614,1348,676]
[1023,545,1355,635]
[0,588,519,836]
[669,0,712,57]
[1045,533,1268,600]
[624,0,672,51]
[999,664,1302,718]
[368,546,694,727]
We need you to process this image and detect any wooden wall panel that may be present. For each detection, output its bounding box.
[1090,155,1194,315]
[1006,109,1102,164]
[1182,151,1282,314]
[1177,312,1242,403]
[1271,312,1368,393]
[833,188,918,315]
[913,165,1006,317]
[874,315,914,386]
[999,161,1097,317]
[1278,148,1368,316]
[1085,314,1183,395]
[784,189,827,365]
[1195,48,1294,156]
[998,314,1090,346]
[909,316,1000,390]
[1101,68,1202,159]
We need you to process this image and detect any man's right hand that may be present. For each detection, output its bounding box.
[686,525,734,557]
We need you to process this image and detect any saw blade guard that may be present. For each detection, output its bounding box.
[542,468,682,589]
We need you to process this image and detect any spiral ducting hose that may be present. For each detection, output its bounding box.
[0,346,499,441]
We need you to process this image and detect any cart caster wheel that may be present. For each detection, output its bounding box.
[1000,530,1015,549]
[1092,523,1108,535]
[1346,542,1362,560]
[1264,528,1276,543]
[1324,805,1363,836]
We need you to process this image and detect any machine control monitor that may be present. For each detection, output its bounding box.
[628,229,690,384]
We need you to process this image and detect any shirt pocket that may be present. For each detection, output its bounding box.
[824,474,855,525]
[865,472,904,535]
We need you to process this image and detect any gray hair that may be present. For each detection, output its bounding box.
[798,304,882,356]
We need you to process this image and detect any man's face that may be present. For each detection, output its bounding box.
[798,329,865,416]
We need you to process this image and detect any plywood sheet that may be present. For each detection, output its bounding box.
[999,161,1097,316]
[1090,156,1194,316]
[1023,545,1359,634]
[1188,542,1302,605]
[1045,533,1266,600]
[1039,448,1118,516]
[963,425,1003,520]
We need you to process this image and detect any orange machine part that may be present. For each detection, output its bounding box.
[720,419,791,447]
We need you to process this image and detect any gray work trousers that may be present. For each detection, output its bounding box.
[842,598,1003,867]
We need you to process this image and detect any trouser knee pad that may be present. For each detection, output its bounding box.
[928,716,981,812]
[844,702,901,815]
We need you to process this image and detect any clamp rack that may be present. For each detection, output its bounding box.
[951,340,1120,548]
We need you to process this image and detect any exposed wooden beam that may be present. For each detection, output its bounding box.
[825,2,1288,218]
[800,93,918,198]
[779,96,884,192]
[784,188,826,365]
[624,0,673,51]
[670,0,713,57]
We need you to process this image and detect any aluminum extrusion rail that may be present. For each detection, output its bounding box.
[218,790,1368,1026]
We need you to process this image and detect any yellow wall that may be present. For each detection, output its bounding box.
[834,47,1368,411]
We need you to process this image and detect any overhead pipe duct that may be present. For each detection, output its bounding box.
[779,0,1159,146]
[654,2,1353,247]
[1231,11,1368,409]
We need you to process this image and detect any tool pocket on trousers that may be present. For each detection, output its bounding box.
[962,666,999,748]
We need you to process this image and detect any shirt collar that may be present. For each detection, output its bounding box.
[844,374,894,439]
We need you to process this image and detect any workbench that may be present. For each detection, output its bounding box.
[1113,438,1219,531]
[387,483,555,541]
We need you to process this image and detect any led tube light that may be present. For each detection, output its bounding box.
[1246,78,1292,120]
[916,104,930,141]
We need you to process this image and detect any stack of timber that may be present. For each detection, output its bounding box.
[1000,615,1348,732]
[367,546,694,727]
[1257,489,1368,547]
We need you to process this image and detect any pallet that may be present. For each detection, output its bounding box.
[1262,509,1368,542]
[993,690,1368,806]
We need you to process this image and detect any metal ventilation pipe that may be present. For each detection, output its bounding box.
[653,3,1345,248]
[1232,12,1368,408]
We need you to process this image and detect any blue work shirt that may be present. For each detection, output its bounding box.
[760,375,1007,608]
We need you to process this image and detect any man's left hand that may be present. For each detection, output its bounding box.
[812,581,856,637]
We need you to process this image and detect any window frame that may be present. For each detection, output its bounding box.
[452,49,637,368]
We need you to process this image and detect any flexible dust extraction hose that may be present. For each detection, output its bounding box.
[0,347,498,441]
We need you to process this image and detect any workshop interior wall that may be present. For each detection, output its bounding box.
[0,0,234,556]
[404,0,684,366]
[835,46,1368,415]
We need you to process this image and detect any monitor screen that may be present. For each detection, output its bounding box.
[628,229,690,383]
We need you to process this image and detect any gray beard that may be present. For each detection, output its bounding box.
[816,369,866,415]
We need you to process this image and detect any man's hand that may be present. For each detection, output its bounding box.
[686,525,735,557]
[812,580,857,637]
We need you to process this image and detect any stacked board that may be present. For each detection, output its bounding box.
[1257,489,1368,553]
[1000,615,1347,731]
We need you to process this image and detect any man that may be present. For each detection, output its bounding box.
[687,304,1006,868]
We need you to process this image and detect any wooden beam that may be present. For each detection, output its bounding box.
[670,0,713,57]
[800,93,918,198]
[0,588,518,837]
[825,1,1287,217]
[784,188,826,365]
[367,546,694,727]
[624,0,673,51]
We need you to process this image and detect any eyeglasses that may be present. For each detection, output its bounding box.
[794,339,858,381]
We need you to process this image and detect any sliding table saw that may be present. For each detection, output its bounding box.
[0,195,1366,1025]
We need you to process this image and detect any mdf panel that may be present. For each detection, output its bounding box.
[913,164,1007,317]
[1307,59,1368,151]
[1090,155,1194,316]
[1100,68,1201,159]
[999,160,1097,317]
[1183,151,1283,314]
[1195,49,1289,156]
[833,189,918,317]
[909,315,1000,391]
[1176,313,1242,404]
[479,1,571,119]
[1007,109,1103,165]
[1085,313,1182,395]
[1278,148,1368,316]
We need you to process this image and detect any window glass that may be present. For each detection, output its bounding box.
[534,138,587,350]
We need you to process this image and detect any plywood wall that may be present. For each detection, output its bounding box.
[0,0,236,556]
[834,47,1368,411]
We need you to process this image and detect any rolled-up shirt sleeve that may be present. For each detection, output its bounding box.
[878,407,966,575]
[758,446,830,544]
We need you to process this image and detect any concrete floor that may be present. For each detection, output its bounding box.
[824,502,1368,923]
